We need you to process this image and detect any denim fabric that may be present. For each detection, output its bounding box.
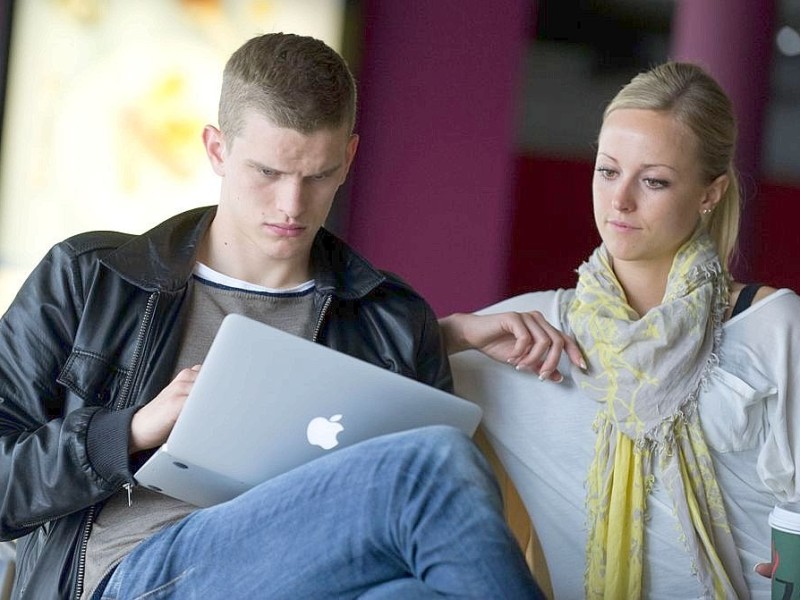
[98,426,543,599]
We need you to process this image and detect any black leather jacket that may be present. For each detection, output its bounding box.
[0,206,452,599]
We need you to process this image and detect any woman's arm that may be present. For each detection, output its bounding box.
[439,311,585,382]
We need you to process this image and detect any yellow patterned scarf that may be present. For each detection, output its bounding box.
[565,229,749,599]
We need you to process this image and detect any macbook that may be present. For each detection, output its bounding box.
[133,313,483,507]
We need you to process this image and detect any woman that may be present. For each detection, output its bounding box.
[440,62,795,599]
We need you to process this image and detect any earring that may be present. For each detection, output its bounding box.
[702,208,712,215]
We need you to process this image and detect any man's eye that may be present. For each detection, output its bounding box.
[260,168,277,177]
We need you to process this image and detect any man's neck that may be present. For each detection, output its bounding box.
[197,228,313,290]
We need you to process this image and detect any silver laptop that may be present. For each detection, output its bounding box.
[133,313,483,507]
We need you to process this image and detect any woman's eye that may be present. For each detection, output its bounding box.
[643,178,669,189]
[259,168,277,177]
[595,167,616,179]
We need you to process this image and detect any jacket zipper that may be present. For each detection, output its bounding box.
[115,293,158,410]
[70,290,317,598]
[74,292,158,600]
[312,294,333,342]
[17,294,159,534]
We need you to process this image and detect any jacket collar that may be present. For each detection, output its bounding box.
[102,205,386,299]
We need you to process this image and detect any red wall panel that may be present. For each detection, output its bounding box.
[508,155,800,296]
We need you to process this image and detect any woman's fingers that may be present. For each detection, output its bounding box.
[753,562,772,578]
[510,312,585,381]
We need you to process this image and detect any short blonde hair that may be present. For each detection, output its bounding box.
[603,62,740,271]
[219,33,357,140]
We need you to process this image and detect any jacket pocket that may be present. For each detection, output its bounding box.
[57,350,130,409]
[697,367,773,453]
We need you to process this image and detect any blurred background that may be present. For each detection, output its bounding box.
[0,0,798,317]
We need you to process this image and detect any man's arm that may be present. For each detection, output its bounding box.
[414,301,454,393]
[0,243,118,538]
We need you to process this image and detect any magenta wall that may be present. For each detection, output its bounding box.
[670,0,777,280]
[347,0,532,316]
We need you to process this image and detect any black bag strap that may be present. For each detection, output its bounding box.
[731,283,762,318]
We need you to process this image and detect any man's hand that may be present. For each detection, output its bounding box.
[439,311,585,382]
[129,365,201,454]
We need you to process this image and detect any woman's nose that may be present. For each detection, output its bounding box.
[611,182,636,212]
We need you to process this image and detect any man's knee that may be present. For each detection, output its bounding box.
[393,425,491,481]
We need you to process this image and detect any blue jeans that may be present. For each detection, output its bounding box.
[97,426,543,599]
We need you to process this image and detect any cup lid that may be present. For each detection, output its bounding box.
[770,502,800,533]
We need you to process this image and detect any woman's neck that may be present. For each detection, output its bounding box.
[611,259,672,317]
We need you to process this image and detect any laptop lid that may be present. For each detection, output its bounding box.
[133,313,482,507]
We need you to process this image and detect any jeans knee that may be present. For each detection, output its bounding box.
[399,425,489,479]
[416,424,473,451]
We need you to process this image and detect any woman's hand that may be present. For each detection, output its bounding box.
[439,311,585,382]
[129,365,201,454]
[754,562,773,578]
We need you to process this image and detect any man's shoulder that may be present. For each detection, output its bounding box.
[57,230,135,257]
[373,269,418,296]
[366,270,431,309]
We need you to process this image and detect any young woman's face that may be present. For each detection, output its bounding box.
[592,108,722,273]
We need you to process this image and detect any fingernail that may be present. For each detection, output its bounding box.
[580,359,588,370]
[538,370,551,381]
[553,373,564,383]
[515,365,531,373]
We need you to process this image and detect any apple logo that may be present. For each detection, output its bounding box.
[306,414,344,450]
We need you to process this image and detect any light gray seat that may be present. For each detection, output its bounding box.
[0,541,14,600]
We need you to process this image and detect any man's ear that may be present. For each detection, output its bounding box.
[700,172,729,215]
[203,125,227,176]
[341,134,359,180]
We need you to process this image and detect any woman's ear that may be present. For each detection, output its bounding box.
[700,173,729,215]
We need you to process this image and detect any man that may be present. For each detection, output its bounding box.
[0,33,542,599]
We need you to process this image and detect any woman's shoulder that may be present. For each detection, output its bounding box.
[726,283,799,324]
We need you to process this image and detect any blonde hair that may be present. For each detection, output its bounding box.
[219,33,357,140]
[603,62,740,271]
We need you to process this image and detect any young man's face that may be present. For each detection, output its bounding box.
[203,109,358,287]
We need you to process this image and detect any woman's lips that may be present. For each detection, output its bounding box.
[607,219,640,232]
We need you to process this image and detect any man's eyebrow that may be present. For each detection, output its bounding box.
[246,160,343,177]
[317,163,342,175]
[248,159,283,173]
[305,163,343,178]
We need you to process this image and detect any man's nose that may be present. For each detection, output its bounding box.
[276,180,304,219]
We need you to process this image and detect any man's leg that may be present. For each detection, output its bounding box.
[100,425,542,599]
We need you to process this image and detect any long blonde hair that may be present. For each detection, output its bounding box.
[603,62,740,271]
